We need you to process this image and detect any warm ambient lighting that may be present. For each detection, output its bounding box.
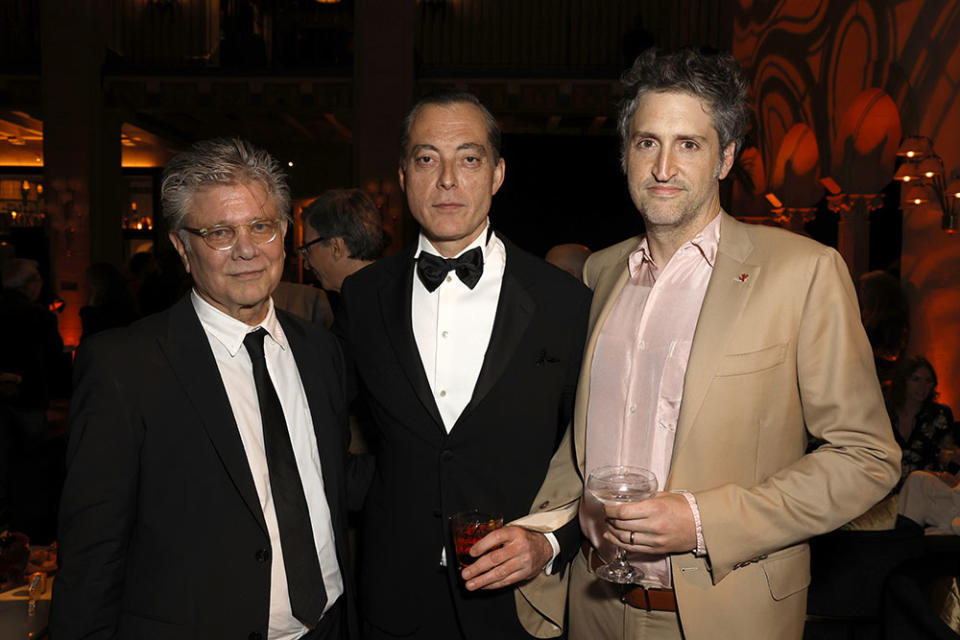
[820,177,843,195]
[904,184,934,206]
[764,193,783,208]
[896,135,932,159]
[918,155,943,179]
[895,135,960,233]
[893,162,921,182]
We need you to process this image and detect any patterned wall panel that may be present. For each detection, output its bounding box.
[734,0,960,416]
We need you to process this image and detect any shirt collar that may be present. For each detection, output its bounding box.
[415,218,494,260]
[191,290,288,357]
[627,213,722,279]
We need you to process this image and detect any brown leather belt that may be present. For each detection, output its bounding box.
[581,540,678,612]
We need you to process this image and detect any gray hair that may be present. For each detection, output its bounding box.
[617,48,750,172]
[160,138,291,235]
[303,189,387,260]
[400,91,502,165]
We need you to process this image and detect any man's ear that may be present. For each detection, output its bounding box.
[717,142,736,180]
[491,157,505,196]
[169,232,192,274]
[398,163,406,193]
[330,237,346,260]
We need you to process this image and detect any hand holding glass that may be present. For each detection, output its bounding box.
[450,509,503,569]
[587,465,658,584]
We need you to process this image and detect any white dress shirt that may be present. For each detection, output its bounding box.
[411,223,560,567]
[192,292,343,640]
[412,222,505,431]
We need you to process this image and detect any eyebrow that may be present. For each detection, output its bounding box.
[632,131,709,143]
[409,142,488,156]
[457,142,488,155]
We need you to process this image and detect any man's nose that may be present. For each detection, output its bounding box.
[231,226,259,258]
[437,162,457,190]
[652,149,675,181]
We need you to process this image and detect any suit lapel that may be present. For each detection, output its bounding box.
[160,296,268,535]
[459,243,534,422]
[670,213,759,462]
[378,249,446,433]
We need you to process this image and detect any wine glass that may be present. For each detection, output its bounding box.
[586,465,658,584]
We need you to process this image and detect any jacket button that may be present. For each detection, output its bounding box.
[249,633,263,640]
[255,548,269,563]
[538,501,550,510]
[441,450,454,462]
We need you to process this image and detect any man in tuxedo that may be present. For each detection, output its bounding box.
[52,138,354,640]
[528,48,901,639]
[335,92,590,639]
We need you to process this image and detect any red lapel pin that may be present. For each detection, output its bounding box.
[737,273,749,283]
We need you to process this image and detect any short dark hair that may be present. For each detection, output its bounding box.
[399,91,502,164]
[617,47,750,171]
[160,137,291,234]
[302,189,387,261]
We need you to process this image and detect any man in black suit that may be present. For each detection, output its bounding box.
[52,138,354,640]
[336,92,590,639]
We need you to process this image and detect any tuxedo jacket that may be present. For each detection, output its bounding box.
[51,294,356,640]
[335,237,590,638]
[526,213,901,639]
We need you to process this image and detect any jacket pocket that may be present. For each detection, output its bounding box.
[760,543,811,600]
[716,343,787,377]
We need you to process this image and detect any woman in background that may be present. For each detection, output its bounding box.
[887,356,956,485]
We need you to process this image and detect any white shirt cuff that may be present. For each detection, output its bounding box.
[542,531,561,575]
[673,490,707,557]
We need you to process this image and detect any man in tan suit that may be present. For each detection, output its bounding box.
[518,48,900,640]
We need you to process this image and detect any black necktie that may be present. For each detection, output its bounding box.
[243,328,326,626]
[416,246,484,292]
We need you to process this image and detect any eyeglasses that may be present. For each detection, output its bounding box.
[295,236,327,259]
[182,218,283,251]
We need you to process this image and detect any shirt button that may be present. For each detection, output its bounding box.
[446,275,452,282]
[441,330,449,339]
[630,405,637,414]
[441,450,454,462]
[638,340,646,351]
[439,390,447,397]
[255,548,269,563]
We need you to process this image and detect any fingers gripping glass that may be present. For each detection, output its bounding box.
[586,465,658,584]
[183,218,282,251]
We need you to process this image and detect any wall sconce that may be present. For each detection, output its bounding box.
[894,136,960,233]
[896,135,932,160]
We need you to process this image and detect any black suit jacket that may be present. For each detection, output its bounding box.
[51,295,356,640]
[336,238,590,638]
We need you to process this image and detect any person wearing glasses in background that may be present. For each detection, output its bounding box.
[52,138,356,640]
[296,188,387,317]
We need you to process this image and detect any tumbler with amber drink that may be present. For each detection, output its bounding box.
[450,509,503,569]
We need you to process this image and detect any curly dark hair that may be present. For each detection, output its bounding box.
[617,47,750,172]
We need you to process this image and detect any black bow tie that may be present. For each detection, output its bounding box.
[416,247,484,292]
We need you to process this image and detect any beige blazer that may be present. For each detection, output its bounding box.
[516,212,901,639]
